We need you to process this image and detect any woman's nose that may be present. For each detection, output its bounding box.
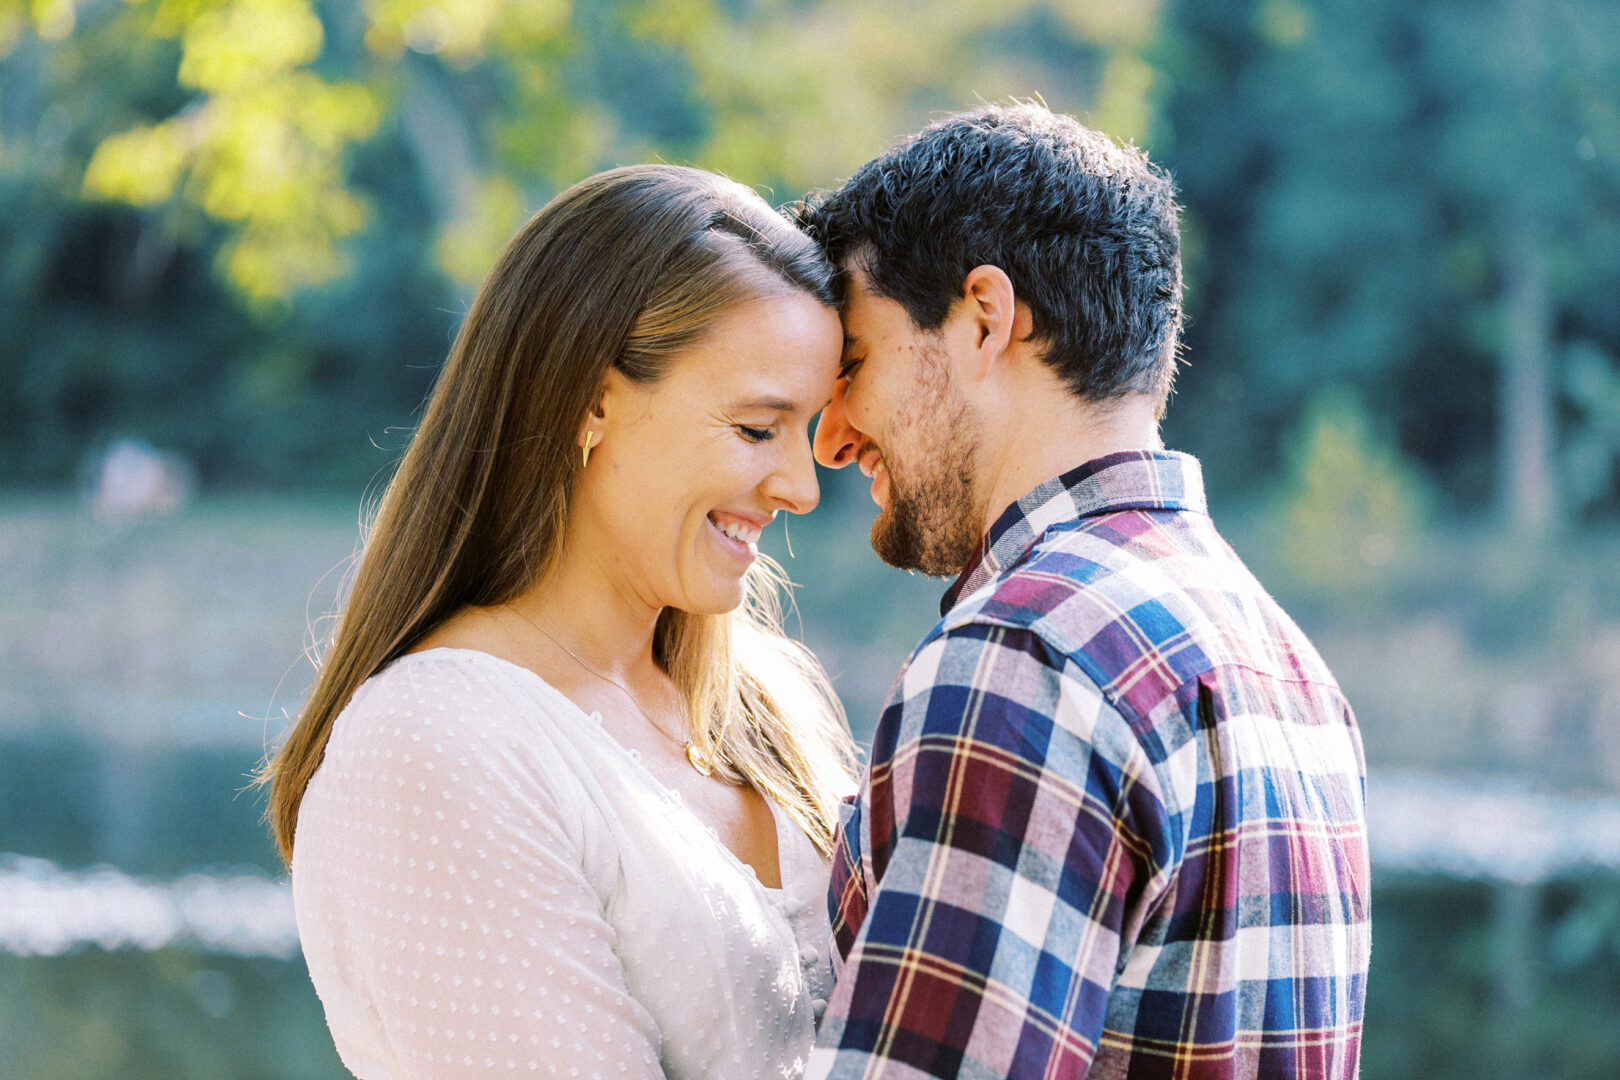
[763,433,821,516]
[813,378,862,469]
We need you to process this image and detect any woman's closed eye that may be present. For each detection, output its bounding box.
[737,424,776,443]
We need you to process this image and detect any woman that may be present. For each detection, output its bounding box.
[262,165,859,1079]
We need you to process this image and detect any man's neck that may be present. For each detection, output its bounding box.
[975,389,1164,541]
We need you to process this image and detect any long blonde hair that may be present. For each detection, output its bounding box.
[262,165,858,862]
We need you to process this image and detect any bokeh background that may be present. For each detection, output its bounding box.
[4,0,1620,1076]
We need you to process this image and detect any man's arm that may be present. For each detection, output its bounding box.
[809,621,1167,1080]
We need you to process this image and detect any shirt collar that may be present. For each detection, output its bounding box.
[940,450,1208,614]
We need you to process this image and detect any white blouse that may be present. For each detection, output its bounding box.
[293,648,835,1080]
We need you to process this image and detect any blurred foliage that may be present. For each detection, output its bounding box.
[4,0,1619,524]
[1266,388,1431,591]
[1158,0,1620,527]
[0,0,1162,487]
[1364,874,1620,1080]
[1563,340,1620,507]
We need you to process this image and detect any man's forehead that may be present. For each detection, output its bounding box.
[837,259,876,297]
[837,290,886,345]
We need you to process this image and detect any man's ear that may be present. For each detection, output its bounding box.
[960,264,1022,380]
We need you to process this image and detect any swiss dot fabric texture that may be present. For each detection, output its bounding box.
[293,648,834,1079]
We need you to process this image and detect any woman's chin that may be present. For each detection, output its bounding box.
[669,578,749,617]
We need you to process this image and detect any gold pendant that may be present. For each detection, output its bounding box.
[685,742,713,777]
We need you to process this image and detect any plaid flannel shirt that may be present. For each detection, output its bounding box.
[806,451,1370,1080]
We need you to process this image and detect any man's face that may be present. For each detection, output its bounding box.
[813,265,984,576]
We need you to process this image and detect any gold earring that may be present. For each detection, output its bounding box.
[581,431,595,468]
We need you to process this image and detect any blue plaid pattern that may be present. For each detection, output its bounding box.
[807,451,1370,1079]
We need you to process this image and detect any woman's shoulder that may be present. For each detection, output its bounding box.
[301,649,601,852]
[320,648,588,785]
[339,647,568,725]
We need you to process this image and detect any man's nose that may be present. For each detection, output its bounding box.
[813,378,862,469]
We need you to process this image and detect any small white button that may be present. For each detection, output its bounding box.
[812,998,827,1019]
[800,947,819,966]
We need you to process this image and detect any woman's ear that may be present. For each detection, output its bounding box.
[575,377,606,451]
[578,366,640,449]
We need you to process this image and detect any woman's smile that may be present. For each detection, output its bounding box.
[706,509,768,562]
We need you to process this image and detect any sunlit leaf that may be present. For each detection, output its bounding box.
[1051,0,1160,50]
[1273,388,1432,589]
[0,6,26,59]
[82,119,193,204]
[1091,53,1156,146]
[222,222,352,301]
[1255,0,1311,48]
[30,0,75,41]
[435,174,525,286]
[177,0,324,93]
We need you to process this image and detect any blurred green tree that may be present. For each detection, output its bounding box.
[1417,0,1620,532]
[1160,0,1620,527]
[2,0,1165,488]
[1269,387,1432,592]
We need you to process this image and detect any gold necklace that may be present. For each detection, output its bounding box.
[502,604,718,777]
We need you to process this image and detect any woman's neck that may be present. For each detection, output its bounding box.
[504,533,665,688]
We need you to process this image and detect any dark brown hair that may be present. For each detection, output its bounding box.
[798,102,1183,408]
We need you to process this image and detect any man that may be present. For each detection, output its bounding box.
[799,103,1370,1079]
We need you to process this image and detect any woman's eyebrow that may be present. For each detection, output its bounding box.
[732,395,798,412]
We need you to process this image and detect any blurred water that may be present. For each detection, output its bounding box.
[1372,770,1620,882]
[0,855,296,958]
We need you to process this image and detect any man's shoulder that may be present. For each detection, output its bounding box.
[937,506,1340,716]
[941,505,1209,646]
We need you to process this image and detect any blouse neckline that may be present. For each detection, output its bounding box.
[394,646,797,898]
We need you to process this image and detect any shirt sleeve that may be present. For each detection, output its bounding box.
[826,793,868,985]
[807,622,1167,1080]
[292,668,666,1080]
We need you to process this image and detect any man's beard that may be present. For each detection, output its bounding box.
[869,370,983,577]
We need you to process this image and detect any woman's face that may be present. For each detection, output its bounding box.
[575,291,842,615]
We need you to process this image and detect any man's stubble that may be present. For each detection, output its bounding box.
[869,348,984,577]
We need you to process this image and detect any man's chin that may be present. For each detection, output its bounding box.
[870,508,972,578]
[868,510,917,573]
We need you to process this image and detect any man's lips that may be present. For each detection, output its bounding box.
[855,445,889,507]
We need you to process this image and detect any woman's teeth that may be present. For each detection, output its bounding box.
[712,517,762,544]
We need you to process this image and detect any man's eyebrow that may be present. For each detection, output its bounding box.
[843,334,863,351]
